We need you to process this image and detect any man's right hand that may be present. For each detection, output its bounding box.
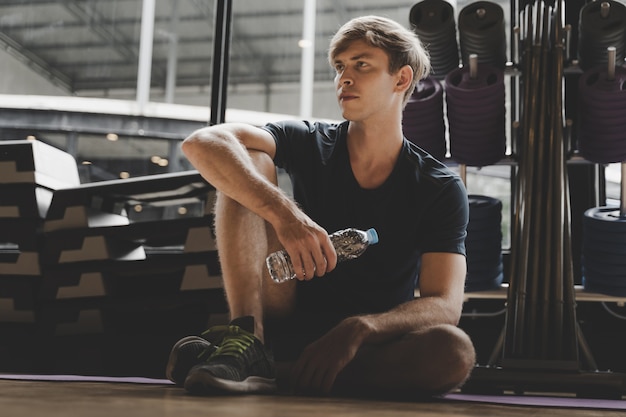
[274,215,337,280]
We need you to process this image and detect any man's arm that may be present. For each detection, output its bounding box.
[182,123,336,278]
[290,252,466,393]
[359,252,466,341]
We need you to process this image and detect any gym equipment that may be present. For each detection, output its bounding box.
[445,56,506,167]
[580,44,626,297]
[577,0,626,71]
[402,75,447,161]
[465,195,504,292]
[409,0,460,78]
[458,1,507,69]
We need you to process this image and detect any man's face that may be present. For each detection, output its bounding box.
[331,40,401,122]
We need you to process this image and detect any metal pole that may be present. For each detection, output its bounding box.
[165,1,180,104]
[469,54,478,78]
[210,0,233,126]
[136,0,156,113]
[299,0,316,119]
[601,1,611,19]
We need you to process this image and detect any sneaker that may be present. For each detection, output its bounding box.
[165,326,228,386]
[183,316,277,394]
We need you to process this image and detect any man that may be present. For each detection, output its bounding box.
[167,15,475,399]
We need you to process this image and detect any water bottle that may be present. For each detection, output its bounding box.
[266,227,379,283]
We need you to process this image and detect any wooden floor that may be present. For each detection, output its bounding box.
[0,379,617,417]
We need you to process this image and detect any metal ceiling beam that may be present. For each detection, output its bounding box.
[71,68,335,91]
[0,3,409,34]
[0,0,409,17]
[54,50,332,70]
[61,1,167,85]
[0,31,72,91]
[0,0,411,93]
[1,15,206,33]
[24,29,316,52]
[61,1,138,62]
[0,108,205,141]
[0,0,58,5]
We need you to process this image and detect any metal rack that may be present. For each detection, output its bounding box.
[463,0,626,398]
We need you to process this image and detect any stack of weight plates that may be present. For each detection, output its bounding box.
[445,63,506,166]
[578,0,626,71]
[409,0,460,78]
[577,65,626,164]
[402,75,447,161]
[465,195,503,292]
[582,206,626,296]
[458,1,507,69]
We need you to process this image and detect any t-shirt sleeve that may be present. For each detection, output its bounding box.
[420,178,469,256]
[261,120,316,173]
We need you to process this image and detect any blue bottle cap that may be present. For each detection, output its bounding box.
[366,228,379,245]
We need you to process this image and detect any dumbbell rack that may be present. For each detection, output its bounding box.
[462,0,626,398]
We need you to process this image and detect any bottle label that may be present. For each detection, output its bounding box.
[331,229,368,262]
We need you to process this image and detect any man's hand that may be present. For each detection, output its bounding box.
[290,317,370,394]
[274,214,337,280]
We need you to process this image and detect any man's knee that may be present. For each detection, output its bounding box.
[411,325,476,393]
[213,150,277,219]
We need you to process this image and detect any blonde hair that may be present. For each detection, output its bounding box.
[328,15,430,105]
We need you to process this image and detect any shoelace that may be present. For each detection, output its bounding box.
[195,325,229,361]
[210,326,255,358]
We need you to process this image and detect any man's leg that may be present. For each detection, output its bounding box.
[213,150,296,340]
[168,151,295,389]
[182,151,296,394]
[331,324,475,399]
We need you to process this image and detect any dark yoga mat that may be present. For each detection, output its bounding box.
[441,392,626,410]
[0,373,174,385]
[1,374,625,409]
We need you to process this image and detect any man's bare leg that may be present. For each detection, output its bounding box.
[276,324,475,398]
[332,324,475,398]
[213,150,295,341]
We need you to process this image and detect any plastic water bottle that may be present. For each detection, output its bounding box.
[266,227,379,283]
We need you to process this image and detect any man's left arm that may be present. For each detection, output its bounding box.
[290,251,466,393]
[347,251,466,344]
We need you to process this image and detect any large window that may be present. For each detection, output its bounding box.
[4,0,622,250]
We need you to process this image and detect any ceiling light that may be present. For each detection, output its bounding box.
[106,133,119,141]
[298,39,312,48]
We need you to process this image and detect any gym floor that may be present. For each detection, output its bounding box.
[0,378,619,417]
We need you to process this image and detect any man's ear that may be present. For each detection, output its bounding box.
[395,65,414,93]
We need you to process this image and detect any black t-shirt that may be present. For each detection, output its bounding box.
[263,120,468,322]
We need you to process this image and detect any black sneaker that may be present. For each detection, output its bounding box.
[183,316,277,394]
[165,326,228,386]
